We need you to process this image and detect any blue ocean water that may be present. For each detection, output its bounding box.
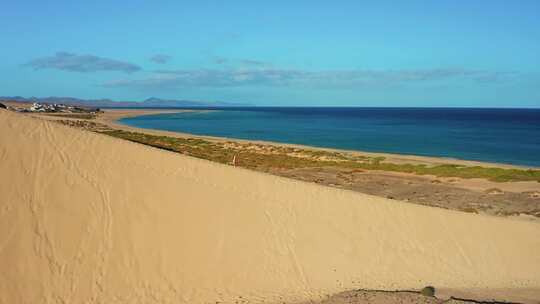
[119,107,540,167]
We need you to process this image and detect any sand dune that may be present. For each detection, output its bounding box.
[1,110,539,304]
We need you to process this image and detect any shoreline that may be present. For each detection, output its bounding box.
[105,108,539,170]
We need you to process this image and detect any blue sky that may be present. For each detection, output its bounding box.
[1,0,539,107]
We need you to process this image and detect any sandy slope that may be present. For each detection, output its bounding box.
[1,110,539,304]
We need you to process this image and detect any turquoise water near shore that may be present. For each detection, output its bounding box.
[119,107,540,167]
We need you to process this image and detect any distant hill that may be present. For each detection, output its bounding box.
[0,96,248,108]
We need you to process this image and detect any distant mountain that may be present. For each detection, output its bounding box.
[0,96,248,108]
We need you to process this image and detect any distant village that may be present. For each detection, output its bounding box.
[0,101,100,114]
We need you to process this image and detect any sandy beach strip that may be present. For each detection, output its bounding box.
[98,108,539,170]
[1,109,540,303]
[98,109,540,197]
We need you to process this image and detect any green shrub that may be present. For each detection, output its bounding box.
[420,286,435,297]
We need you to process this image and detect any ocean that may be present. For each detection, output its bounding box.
[119,107,540,167]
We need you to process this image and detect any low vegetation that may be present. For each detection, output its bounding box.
[96,128,540,183]
[420,286,435,297]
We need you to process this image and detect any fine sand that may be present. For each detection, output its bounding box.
[50,109,540,218]
[1,109,540,303]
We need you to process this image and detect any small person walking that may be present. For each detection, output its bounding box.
[232,154,237,166]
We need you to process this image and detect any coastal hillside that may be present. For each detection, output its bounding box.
[1,110,539,303]
[0,95,245,108]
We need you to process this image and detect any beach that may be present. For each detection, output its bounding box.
[1,108,540,303]
[104,109,540,169]
[117,107,540,168]
[32,108,539,170]
[51,109,540,219]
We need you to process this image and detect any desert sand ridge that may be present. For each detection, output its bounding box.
[1,110,539,304]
